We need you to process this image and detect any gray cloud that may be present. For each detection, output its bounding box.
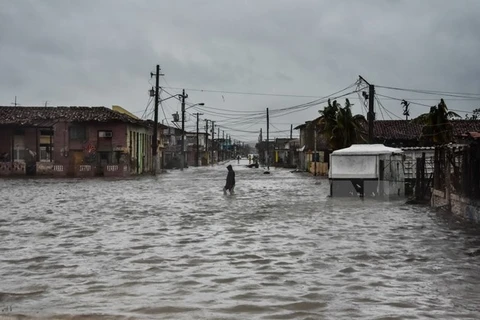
[1,0,480,141]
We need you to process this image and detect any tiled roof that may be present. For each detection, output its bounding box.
[373,120,480,140]
[374,120,422,140]
[450,121,480,135]
[0,106,146,126]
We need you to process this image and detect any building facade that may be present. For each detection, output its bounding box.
[0,106,153,177]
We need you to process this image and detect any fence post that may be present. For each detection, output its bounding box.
[433,147,438,190]
[421,152,426,199]
[445,147,451,208]
[415,158,421,201]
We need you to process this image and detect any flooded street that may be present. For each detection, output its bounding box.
[1,160,480,320]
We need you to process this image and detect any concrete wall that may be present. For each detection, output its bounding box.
[431,189,480,223]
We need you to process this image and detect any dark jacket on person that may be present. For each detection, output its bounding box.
[225,165,235,189]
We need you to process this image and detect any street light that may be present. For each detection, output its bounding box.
[181,101,204,170]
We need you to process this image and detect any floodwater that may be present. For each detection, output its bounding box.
[1,160,480,320]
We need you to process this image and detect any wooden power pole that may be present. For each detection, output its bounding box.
[194,113,203,166]
[359,75,375,143]
[266,107,270,170]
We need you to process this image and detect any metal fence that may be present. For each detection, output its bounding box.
[434,145,480,199]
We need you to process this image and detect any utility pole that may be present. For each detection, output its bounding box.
[218,127,220,162]
[314,124,317,176]
[205,119,209,164]
[194,112,203,166]
[222,130,225,162]
[151,64,164,175]
[227,134,230,159]
[266,107,270,170]
[211,121,215,165]
[180,89,188,170]
[359,75,375,143]
[290,124,293,139]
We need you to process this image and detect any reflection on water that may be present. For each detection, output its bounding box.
[1,160,480,319]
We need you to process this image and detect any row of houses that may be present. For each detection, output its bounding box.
[0,106,237,177]
[257,113,480,222]
[260,118,480,175]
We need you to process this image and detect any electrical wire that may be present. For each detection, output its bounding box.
[374,96,403,120]
[157,80,366,144]
[161,86,354,99]
[376,93,473,114]
[376,85,480,98]
[141,97,153,119]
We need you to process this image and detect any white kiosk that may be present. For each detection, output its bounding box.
[329,144,405,198]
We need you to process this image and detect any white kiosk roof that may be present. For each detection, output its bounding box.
[332,144,404,155]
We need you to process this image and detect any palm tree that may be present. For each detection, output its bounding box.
[318,99,339,149]
[319,99,366,150]
[414,99,460,144]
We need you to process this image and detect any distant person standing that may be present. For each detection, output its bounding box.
[224,164,235,195]
[237,155,241,164]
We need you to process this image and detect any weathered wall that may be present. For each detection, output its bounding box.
[431,189,480,223]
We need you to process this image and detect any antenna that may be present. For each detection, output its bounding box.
[11,96,19,107]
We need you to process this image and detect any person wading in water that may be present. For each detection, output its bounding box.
[224,164,235,195]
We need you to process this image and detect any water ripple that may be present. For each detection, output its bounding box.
[1,161,480,319]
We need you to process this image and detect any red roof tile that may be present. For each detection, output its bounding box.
[373,120,480,141]
[0,106,146,126]
[374,120,422,140]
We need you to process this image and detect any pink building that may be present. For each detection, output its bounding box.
[0,106,154,177]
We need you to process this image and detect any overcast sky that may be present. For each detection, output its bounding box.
[1,0,480,142]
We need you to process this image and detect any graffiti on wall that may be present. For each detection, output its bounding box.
[83,143,96,164]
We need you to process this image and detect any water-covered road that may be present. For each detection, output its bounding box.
[1,160,480,320]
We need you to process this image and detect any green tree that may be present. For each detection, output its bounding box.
[319,99,366,150]
[414,99,460,144]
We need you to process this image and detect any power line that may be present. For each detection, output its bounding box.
[161,86,353,99]
[173,82,363,141]
[185,103,265,114]
[376,85,480,99]
[141,97,153,119]
[375,96,403,120]
[376,93,473,114]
